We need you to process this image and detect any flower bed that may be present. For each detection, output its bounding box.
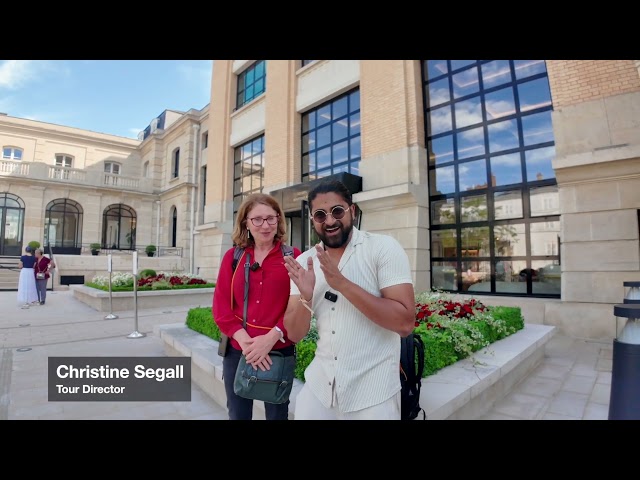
[87,271,214,291]
[187,291,524,381]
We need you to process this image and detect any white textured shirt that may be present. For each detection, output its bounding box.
[290,227,413,413]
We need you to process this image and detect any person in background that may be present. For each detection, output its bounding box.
[212,193,301,420]
[34,247,55,305]
[17,246,39,309]
[283,179,416,420]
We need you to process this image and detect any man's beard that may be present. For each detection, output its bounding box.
[316,221,353,249]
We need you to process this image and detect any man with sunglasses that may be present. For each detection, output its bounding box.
[283,179,416,420]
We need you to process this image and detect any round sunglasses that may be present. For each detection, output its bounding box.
[311,205,348,224]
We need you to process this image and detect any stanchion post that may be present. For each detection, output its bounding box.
[104,253,118,320]
[127,250,145,339]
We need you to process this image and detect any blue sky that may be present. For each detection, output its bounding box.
[0,60,213,139]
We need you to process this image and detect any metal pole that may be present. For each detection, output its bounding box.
[105,254,118,320]
[127,250,145,338]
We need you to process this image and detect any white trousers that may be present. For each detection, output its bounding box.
[294,383,401,420]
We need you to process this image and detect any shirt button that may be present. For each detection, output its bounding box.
[252,319,256,322]
[256,300,260,303]
[260,282,262,285]
[332,330,335,334]
[331,307,335,311]
[334,356,337,360]
[328,381,332,386]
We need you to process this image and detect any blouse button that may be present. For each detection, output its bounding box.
[256,300,260,303]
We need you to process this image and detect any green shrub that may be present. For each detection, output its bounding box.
[139,269,157,279]
[186,307,221,341]
[28,240,41,250]
[89,243,101,251]
[185,296,526,381]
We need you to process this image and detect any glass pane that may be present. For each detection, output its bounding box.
[245,85,254,103]
[302,114,310,133]
[333,96,348,119]
[349,137,361,160]
[245,68,254,85]
[428,105,452,136]
[481,60,512,89]
[463,260,490,292]
[494,223,526,256]
[460,195,488,222]
[532,259,560,295]
[495,260,527,293]
[317,147,331,170]
[461,226,489,256]
[333,118,348,142]
[488,118,519,153]
[485,86,516,120]
[456,126,485,160]
[451,60,475,70]
[14,149,22,160]
[431,229,457,257]
[514,60,546,80]
[431,198,455,225]
[349,90,360,112]
[333,141,348,163]
[426,60,448,80]
[494,190,523,220]
[531,221,560,256]
[242,143,252,159]
[429,134,454,165]
[254,60,265,78]
[428,77,450,107]
[254,78,264,96]
[530,185,559,216]
[350,161,360,176]
[490,152,522,186]
[518,77,552,113]
[432,261,457,291]
[452,66,479,99]
[454,97,482,129]
[349,112,360,136]
[525,146,556,182]
[458,159,487,192]
[430,165,455,195]
[316,125,331,148]
[522,111,554,147]
[113,164,120,175]
[317,105,331,126]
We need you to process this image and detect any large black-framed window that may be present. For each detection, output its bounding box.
[237,60,266,109]
[0,192,25,256]
[301,89,361,183]
[102,204,137,250]
[44,199,83,248]
[233,135,265,216]
[423,60,560,297]
[301,60,316,67]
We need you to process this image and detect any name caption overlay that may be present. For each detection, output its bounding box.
[48,356,191,402]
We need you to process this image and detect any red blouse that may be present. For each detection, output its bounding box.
[212,241,301,351]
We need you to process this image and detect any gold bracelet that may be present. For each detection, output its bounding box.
[299,296,314,316]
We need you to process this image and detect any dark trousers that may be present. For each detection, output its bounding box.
[36,278,48,303]
[222,345,292,420]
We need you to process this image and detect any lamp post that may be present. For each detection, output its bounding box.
[608,302,640,419]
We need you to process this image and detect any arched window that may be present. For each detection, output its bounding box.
[2,147,23,161]
[171,206,177,248]
[102,204,136,250]
[0,192,25,256]
[44,199,83,251]
[172,148,180,179]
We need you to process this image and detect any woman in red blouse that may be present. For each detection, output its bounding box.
[213,193,300,420]
[34,248,55,305]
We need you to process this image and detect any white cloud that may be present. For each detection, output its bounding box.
[0,60,62,90]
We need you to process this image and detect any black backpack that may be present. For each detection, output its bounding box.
[400,332,426,420]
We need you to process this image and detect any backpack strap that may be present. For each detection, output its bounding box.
[230,247,246,309]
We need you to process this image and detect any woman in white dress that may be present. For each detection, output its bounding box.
[17,246,39,308]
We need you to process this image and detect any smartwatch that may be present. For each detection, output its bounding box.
[274,326,286,343]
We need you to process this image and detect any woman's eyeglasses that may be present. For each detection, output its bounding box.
[311,205,348,224]
[248,215,279,227]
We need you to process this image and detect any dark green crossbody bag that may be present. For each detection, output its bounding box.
[233,252,296,405]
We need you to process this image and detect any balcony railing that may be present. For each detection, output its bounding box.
[0,160,154,193]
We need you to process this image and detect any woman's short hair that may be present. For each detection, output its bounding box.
[231,193,286,248]
[35,247,45,255]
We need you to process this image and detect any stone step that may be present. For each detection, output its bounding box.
[155,322,556,420]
